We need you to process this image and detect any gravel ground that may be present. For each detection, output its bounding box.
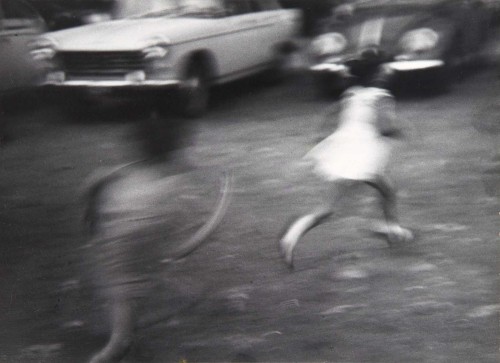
[0,62,498,363]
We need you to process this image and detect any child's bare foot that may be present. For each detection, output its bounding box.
[279,213,329,268]
[88,337,132,363]
[369,222,414,246]
[387,225,414,245]
[279,235,296,268]
[278,217,303,269]
[279,221,303,269]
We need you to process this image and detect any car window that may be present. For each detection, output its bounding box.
[1,0,41,30]
[113,0,226,19]
[3,0,39,19]
[113,0,178,18]
[180,0,226,16]
[250,0,280,11]
[226,0,252,15]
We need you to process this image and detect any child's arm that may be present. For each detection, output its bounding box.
[378,95,406,139]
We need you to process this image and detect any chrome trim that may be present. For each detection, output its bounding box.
[387,60,444,71]
[44,79,181,87]
[310,63,349,73]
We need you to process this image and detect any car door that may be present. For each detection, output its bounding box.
[217,0,300,77]
[250,0,298,61]
[220,0,264,74]
[0,0,45,92]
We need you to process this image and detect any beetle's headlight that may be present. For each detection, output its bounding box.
[30,37,57,61]
[399,28,439,54]
[311,32,347,57]
[143,45,169,59]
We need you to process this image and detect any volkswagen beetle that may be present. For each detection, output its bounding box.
[308,0,492,95]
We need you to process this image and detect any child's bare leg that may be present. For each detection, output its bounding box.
[279,206,333,266]
[89,298,135,363]
[365,176,398,224]
[279,180,348,267]
[365,176,413,245]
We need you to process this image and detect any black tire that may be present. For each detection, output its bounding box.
[178,61,210,118]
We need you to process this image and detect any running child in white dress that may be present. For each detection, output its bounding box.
[279,65,413,268]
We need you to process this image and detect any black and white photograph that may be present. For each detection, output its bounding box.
[0,0,499,362]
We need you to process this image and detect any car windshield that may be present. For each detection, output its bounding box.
[112,0,225,19]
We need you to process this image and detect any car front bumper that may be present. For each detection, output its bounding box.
[42,71,181,89]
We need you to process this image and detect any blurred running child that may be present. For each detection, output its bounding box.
[84,113,231,363]
[279,64,413,268]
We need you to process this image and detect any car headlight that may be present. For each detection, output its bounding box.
[30,37,57,61]
[143,45,169,59]
[399,28,439,54]
[311,32,347,57]
[142,36,170,60]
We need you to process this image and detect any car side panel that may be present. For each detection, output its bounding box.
[250,9,301,62]
[163,18,262,81]
[166,10,300,83]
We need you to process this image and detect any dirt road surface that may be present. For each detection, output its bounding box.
[0,65,498,363]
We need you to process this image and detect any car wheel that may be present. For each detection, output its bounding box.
[178,62,210,118]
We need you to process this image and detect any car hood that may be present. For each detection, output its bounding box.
[48,17,216,51]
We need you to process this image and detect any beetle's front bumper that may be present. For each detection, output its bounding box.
[386,60,445,72]
[310,58,445,76]
[310,63,351,74]
[310,58,446,92]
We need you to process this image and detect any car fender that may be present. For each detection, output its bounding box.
[178,49,219,82]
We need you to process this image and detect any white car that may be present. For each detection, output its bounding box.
[33,0,302,116]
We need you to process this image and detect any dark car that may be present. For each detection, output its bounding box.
[308,0,492,95]
[0,0,47,140]
[0,0,47,95]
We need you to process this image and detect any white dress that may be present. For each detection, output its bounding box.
[306,87,395,181]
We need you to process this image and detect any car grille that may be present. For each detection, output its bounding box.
[58,51,146,77]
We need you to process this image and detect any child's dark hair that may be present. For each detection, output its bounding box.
[349,52,395,90]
